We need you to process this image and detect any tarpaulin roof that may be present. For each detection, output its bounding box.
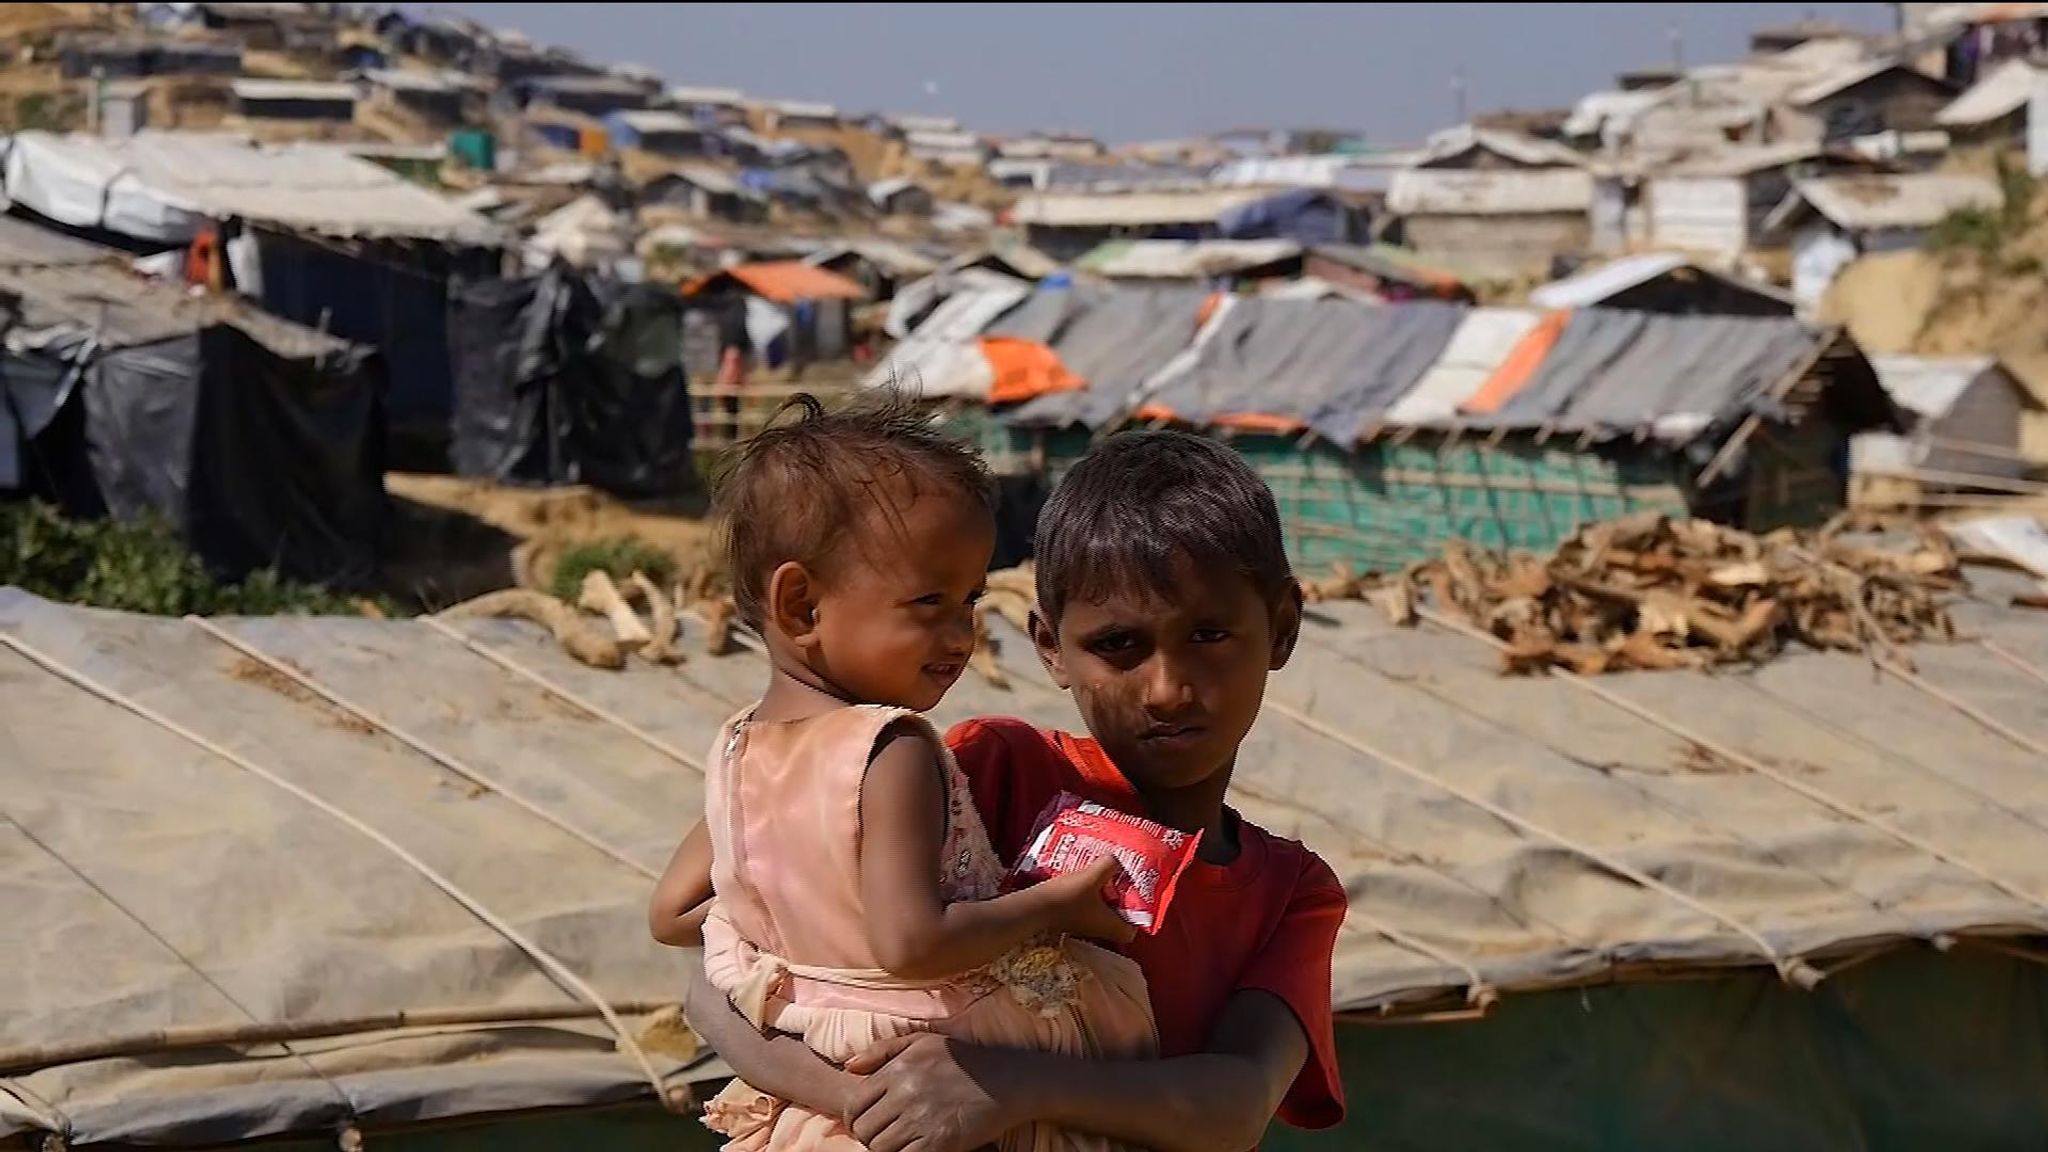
[1137,298,1466,441]
[1766,174,2003,234]
[685,261,866,304]
[0,131,503,246]
[861,282,1029,399]
[1529,251,1795,310]
[1073,238,1300,280]
[1383,307,1544,426]
[1466,309,1822,437]
[9,561,2048,1145]
[1009,188,1269,228]
[986,285,1212,426]
[1936,58,2038,126]
[1387,168,1595,216]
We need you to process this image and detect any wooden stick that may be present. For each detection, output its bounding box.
[0,1001,682,1075]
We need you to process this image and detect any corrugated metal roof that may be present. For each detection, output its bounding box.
[0,131,502,246]
[1772,173,2002,232]
[1529,252,1795,310]
[688,260,866,303]
[1311,243,1471,292]
[1073,238,1300,279]
[1870,355,2001,419]
[230,78,358,102]
[362,69,471,94]
[1561,89,1665,139]
[1937,58,2037,125]
[1387,168,1594,216]
[1011,188,1269,227]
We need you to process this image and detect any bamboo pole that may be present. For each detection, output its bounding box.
[0,1001,682,1076]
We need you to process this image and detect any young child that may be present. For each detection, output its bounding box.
[658,393,1160,1152]
[671,429,1348,1152]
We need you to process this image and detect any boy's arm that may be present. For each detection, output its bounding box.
[846,990,1309,1152]
[683,957,864,1118]
[649,818,713,947]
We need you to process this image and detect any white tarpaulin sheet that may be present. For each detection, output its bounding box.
[863,283,1029,400]
[1,131,503,246]
[1383,308,1542,426]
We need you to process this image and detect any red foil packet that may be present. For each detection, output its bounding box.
[1004,792,1202,934]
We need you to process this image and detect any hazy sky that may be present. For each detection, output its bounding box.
[432,2,1896,144]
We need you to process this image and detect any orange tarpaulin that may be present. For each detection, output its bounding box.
[1460,309,1571,416]
[684,261,867,304]
[980,337,1085,404]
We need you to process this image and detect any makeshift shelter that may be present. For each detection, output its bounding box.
[10,545,2048,1148]
[605,110,718,158]
[230,79,358,123]
[1072,239,1303,283]
[684,261,865,365]
[517,75,652,118]
[1385,168,1595,280]
[1787,59,1960,141]
[1640,143,1888,262]
[1529,252,1796,316]
[360,69,474,124]
[0,216,385,586]
[1214,188,1369,245]
[523,195,632,271]
[1936,57,2038,145]
[879,287,1897,571]
[1849,355,2041,508]
[1009,188,1274,261]
[802,238,938,301]
[447,264,696,496]
[867,176,935,216]
[0,131,504,464]
[636,165,766,223]
[1764,173,2003,306]
[1303,243,1475,302]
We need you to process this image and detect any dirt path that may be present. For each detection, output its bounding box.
[384,474,717,607]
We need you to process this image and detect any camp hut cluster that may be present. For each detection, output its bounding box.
[877,282,1897,571]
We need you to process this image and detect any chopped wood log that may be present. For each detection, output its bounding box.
[439,589,624,669]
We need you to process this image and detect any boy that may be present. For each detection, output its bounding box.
[661,430,1347,1152]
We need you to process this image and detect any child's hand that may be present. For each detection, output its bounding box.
[1036,856,1137,945]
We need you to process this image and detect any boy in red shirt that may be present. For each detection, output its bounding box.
[658,430,1347,1151]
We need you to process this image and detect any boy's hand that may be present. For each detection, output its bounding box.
[1035,856,1137,945]
[845,1034,1015,1152]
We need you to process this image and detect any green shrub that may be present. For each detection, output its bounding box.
[550,535,678,601]
[1927,206,2003,256]
[0,500,390,616]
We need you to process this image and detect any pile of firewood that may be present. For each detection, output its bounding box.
[437,566,740,671]
[1308,512,1963,676]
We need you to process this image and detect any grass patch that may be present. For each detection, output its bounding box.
[1,500,394,616]
[550,535,678,601]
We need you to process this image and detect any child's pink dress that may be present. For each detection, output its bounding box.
[699,704,1158,1152]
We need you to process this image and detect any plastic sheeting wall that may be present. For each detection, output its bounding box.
[448,266,695,496]
[18,329,386,585]
[253,229,498,452]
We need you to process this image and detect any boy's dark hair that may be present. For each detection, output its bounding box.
[1034,430,1293,628]
[714,391,994,628]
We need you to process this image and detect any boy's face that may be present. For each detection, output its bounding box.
[1032,556,1299,794]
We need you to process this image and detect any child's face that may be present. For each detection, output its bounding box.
[1033,556,1298,794]
[796,490,995,713]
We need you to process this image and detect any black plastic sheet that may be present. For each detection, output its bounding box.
[448,264,696,496]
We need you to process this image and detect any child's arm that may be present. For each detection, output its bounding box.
[648,818,714,947]
[844,990,1309,1152]
[860,727,1133,979]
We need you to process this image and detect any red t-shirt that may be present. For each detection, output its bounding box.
[946,717,1347,1132]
